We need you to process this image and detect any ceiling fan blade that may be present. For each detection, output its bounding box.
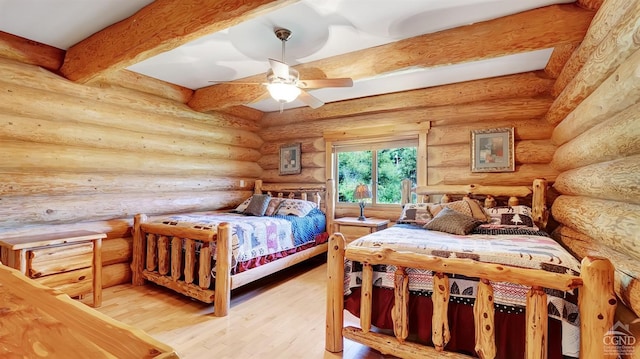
[298,78,353,89]
[250,91,271,104]
[298,89,324,109]
[268,58,290,80]
[207,81,262,85]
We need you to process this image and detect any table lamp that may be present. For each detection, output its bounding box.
[354,184,372,221]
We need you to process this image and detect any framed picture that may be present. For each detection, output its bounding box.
[279,143,301,175]
[470,127,515,173]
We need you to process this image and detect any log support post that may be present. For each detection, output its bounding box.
[131,214,147,286]
[579,256,617,359]
[360,264,373,333]
[432,272,451,351]
[526,286,548,359]
[325,233,346,353]
[474,279,496,359]
[392,267,409,343]
[214,223,231,317]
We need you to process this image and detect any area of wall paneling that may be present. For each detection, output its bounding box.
[545,0,640,319]
[0,57,261,285]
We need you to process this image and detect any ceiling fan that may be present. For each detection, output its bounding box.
[213,27,353,111]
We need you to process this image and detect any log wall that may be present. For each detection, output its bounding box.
[258,71,559,219]
[548,0,640,317]
[0,57,261,288]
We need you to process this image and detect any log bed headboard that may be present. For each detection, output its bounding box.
[401,178,549,230]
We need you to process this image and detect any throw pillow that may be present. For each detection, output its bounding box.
[424,207,482,235]
[429,200,473,218]
[243,194,271,216]
[484,205,537,229]
[276,199,318,217]
[264,197,286,216]
[397,203,433,225]
[231,196,252,213]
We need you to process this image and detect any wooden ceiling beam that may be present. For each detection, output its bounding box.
[261,71,554,125]
[0,31,64,71]
[190,3,594,112]
[60,0,297,83]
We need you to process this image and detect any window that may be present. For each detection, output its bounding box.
[335,140,417,205]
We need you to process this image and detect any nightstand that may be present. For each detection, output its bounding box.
[333,217,390,243]
[0,230,106,307]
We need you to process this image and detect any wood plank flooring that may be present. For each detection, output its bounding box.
[82,256,396,359]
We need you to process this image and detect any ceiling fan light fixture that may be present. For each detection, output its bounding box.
[267,83,301,103]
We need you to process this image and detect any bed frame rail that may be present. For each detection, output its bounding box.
[326,233,617,359]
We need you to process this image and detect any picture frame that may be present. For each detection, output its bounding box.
[279,143,301,175]
[470,127,515,173]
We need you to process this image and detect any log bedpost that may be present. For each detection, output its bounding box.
[531,178,548,230]
[214,222,231,317]
[401,178,412,205]
[326,233,345,353]
[131,214,147,286]
[254,179,263,194]
[579,256,617,359]
[326,178,335,235]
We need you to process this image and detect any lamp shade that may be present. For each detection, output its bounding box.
[354,184,372,200]
[267,83,301,103]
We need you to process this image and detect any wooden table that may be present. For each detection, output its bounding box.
[0,264,179,358]
[0,230,106,307]
[333,217,390,242]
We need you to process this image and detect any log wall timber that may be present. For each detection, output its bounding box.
[259,71,559,220]
[0,57,260,290]
[547,1,640,316]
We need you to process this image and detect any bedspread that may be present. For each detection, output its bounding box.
[344,224,582,357]
[156,211,325,264]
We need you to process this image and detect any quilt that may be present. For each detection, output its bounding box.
[156,210,325,267]
[344,224,582,357]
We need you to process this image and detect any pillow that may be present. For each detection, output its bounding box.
[424,207,482,235]
[243,194,271,216]
[483,205,537,229]
[264,197,286,216]
[397,203,433,225]
[429,200,473,218]
[463,197,491,222]
[275,198,318,217]
[231,196,252,213]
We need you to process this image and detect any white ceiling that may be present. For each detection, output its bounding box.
[0,0,574,113]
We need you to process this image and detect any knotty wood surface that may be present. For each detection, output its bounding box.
[83,257,392,359]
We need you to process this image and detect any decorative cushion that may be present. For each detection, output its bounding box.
[397,203,433,225]
[429,200,473,218]
[243,194,271,216]
[275,199,318,217]
[264,197,286,216]
[232,196,253,213]
[424,207,482,235]
[483,205,538,229]
[463,197,491,222]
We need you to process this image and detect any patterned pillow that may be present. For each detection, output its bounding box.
[264,197,286,216]
[424,207,482,235]
[275,199,318,217]
[429,200,473,218]
[243,194,271,216]
[397,203,433,225]
[232,196,252,213]
[463,197,491,222]
[483,205,537,229]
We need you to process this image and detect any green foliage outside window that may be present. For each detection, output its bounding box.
[337,146,416,204]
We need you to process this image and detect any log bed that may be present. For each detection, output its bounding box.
[131,180,333,317]
[326,178,617,359]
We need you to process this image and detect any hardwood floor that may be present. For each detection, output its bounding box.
[83,256,396,359]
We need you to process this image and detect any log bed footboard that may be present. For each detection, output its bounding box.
[326,233,617,358]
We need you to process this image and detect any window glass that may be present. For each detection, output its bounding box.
[336,143,416,205]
